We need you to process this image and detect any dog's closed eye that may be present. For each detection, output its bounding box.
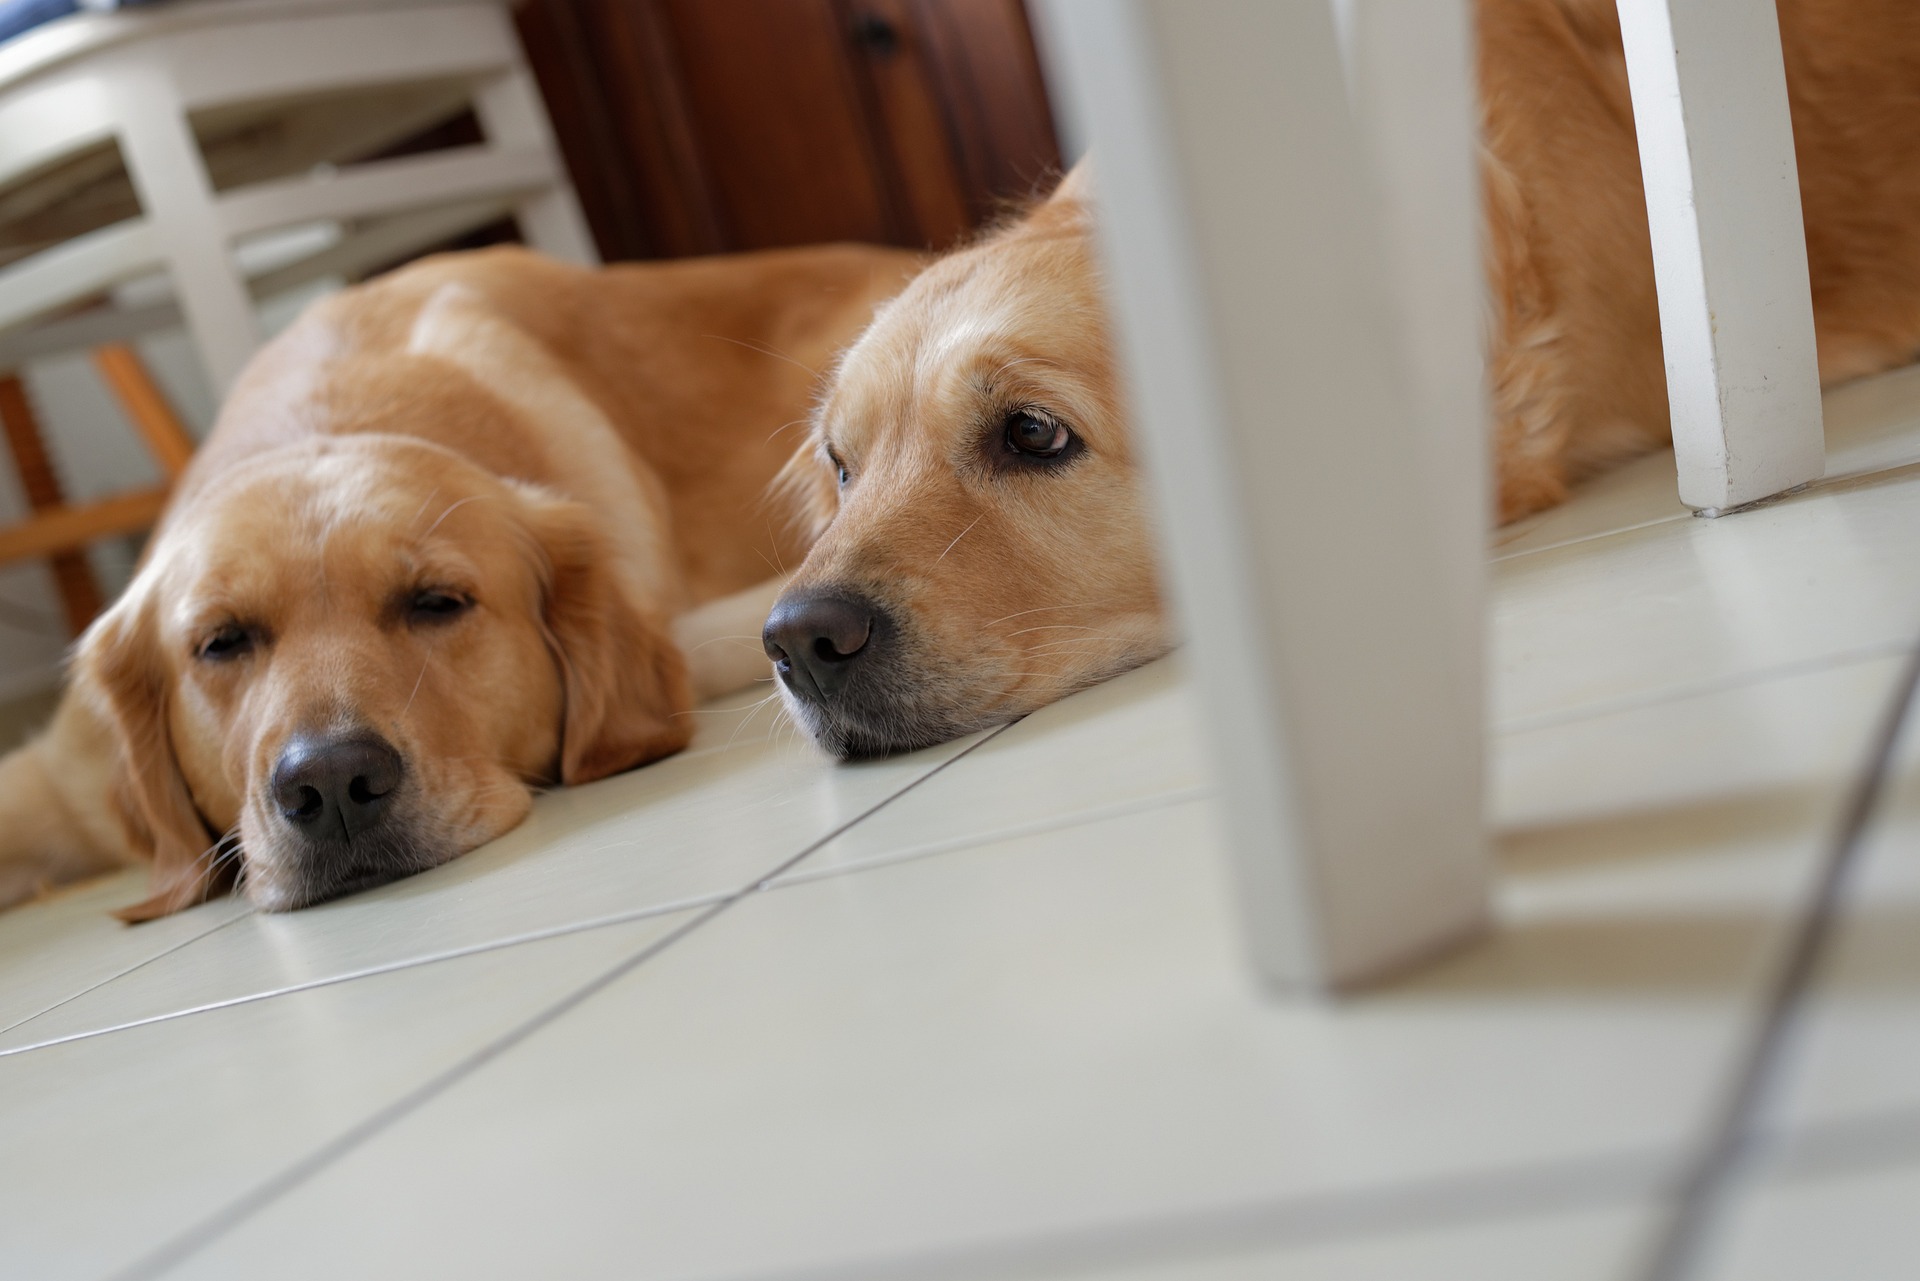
[407,589,474,626]
[196,624,257,662]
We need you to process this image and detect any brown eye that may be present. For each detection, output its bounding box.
[197,625,254,662]
[410,590,472,624]
[1004,409,1074,460]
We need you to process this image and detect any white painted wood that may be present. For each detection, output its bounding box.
[474,61,600,265]
[0,221,159,334]
[1036,0,1489,990]
[0,0,597,391]
[216,148,557,240]
[1331,0,1489,727]
[108,57,261,396]
[1616,0,1825,513]
[163,6,516,113]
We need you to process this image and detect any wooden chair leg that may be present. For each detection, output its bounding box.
[92,344,198,481]
[0,374,105,636]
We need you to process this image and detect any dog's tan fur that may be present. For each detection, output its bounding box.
[769,0,1920,751]
[769,168,1171,756]
[1482,0,1920,519]
[0,243,919,917]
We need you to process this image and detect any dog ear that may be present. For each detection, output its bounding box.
[1050,160,1092,205]
[72,594,227,922]
[519,489,693,784]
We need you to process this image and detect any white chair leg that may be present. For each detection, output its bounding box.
[1036,0,1490,991]
[474,63,600,266]
[1616,0,1825,514]
[107,58,258,398]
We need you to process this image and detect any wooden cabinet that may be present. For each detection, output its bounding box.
[513,0,1062,261]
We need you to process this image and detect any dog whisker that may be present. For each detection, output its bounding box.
[935,513,986,564]
[699,332,819,377]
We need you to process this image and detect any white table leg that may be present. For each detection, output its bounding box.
[474,62,600,267]
[107,55,259,399]
[1616,0,1825,514]
[1036,0,1490,991]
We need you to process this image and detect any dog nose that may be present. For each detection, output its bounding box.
[270,731,404,841]
[763,590,883,700]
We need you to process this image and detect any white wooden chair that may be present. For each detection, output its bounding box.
[0,0,595,631]
[1036,0,1821,990]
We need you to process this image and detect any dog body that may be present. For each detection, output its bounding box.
[0,243,919,917]
[1482,0,1920,519]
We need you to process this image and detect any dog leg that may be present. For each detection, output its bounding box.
[673,575,791,702]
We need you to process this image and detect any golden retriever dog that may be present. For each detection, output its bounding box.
[0,243,918,919]
[764,0,1920,753]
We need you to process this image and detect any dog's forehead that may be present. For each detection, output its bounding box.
[159,449,500,607]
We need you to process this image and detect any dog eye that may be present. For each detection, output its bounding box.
[826,447,851,488]
[197,626,254,662]
[409,590,472,623]
[1004,410,1075,461]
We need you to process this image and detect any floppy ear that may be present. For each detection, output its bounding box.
[520,491,693,784]
[72,594,228,922]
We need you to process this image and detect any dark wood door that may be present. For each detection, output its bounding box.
[514,0,1063,261]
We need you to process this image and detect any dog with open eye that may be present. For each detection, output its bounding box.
[764,0,1920,756]
[0,243,919,918]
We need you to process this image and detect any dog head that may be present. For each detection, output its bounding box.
[78,434,689,918]
[764,169,1171,756]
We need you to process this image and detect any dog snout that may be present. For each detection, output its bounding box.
[270,730,405,842]
[763,590,887,701]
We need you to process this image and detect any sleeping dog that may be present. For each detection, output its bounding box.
[0,244,918,918]
[764,0,1920,755]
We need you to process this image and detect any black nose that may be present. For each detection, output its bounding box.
[270,731,405,842]
[763,590,885,701]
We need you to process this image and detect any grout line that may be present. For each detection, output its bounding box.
[0,734,1006,1058]
[1492,509,1691,563]
[0,893,728,1058]
[1633,628,1920,1281]
[0,906,252,1040]
[766,784,1215,890]
[111,721,1012,1281]
[1495,639,1914,739]
[1491,447,1920,566]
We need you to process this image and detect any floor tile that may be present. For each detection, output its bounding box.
[1492,462,1920,728]
[1492,362,1920,562]
[0,870,246,1035]
[1497,652,1904,871]
[0,906,696,1281]
[774,655,1209,886]
[1047,1201,1651,1281]
[0,722,987,1054]
[1711,681,1920,1138]
[164,794,1799,1281]
[1700,1159,1920,1281]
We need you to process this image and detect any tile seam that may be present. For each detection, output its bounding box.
[110,720,1013,1281]
[0,741,1000,1057]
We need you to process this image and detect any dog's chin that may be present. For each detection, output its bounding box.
[777,685,993,760]
[240,824,457,912]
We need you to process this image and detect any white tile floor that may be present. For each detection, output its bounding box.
[5,371,1920,1280]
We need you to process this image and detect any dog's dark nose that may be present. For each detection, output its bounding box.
[270,731,404,841]
[763,590,884,700]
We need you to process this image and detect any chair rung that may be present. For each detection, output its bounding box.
[0,486,169,565]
